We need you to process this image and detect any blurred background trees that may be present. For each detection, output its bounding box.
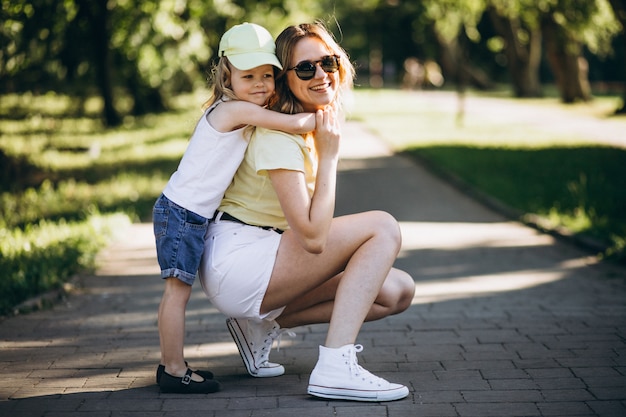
[2,0,624,126]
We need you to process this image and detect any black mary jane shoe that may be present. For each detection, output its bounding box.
[159,368,221,394]
[156,362,214,384]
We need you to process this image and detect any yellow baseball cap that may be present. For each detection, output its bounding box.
[218,22,283,70]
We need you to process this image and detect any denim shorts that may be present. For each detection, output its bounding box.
[153,194,210,285]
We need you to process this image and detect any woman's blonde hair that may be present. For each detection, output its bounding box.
[202,57,240,110]
[269,22,355,115]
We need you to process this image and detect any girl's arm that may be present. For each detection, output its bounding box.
[209,100,315,134]
[268,109,340,253]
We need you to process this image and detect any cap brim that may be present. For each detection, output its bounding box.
[228,52,283,71]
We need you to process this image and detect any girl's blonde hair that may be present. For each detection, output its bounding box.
[269,22,355,115]
[202,57,240,110]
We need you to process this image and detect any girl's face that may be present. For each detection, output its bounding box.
[287,37,338,112]
[230,64,275,106]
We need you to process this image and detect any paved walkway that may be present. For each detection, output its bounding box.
[1,118,625,417]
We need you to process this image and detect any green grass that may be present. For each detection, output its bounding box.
[0,92,204,225]
[0,213,131,315]
[349,88,626,260]
[0,91,206,314]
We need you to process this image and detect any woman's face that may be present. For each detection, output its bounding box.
[287,37,338,112]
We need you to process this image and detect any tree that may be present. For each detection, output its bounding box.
[540,10,591,102]
[487,1,543,97]
[82,0,121,126]
[420,0,492,89]
[1,1,73,94]
[2,0,623,119]
[607,0,626,113]
[1,0,326,125]
[541,0,619,103]
[416,0,620,102]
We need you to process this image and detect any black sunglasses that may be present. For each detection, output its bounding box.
[288,55,340,80]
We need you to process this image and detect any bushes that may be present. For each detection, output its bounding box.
[0,213,131,316]
[0,92,200,315]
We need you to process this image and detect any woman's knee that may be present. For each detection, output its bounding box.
[368,210,402,251]
[378,269,415,315]
[394,269,415,313]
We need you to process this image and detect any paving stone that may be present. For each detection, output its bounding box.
[454,401,540,416]
[536,401,595,416]
[461,389,543,403]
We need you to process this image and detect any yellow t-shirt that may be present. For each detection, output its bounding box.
[218,127,316,230]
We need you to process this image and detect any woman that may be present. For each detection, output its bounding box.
[199,22,415,402]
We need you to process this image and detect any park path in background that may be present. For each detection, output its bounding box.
[379,90,626,149]
[0,110,625,416]
[464,94,626,149]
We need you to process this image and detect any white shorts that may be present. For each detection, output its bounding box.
[198,219,285,320]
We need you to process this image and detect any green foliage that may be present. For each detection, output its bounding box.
[0,213,131,316]
[3,0,624,121]
[423,0,488,42]
[0,175,166,229]
[0,91,201,314]
[0,91,196,220]
[1,0,325,100]
[548,0,620,56]
[429,0,621,54]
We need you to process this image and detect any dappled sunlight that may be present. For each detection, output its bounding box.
[398,220,555,250]
[398,220,599,305]
[410,269,565,305]
[95,223,159,277]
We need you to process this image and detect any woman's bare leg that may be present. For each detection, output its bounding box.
[261,211,413,348]
[276,268,414,329]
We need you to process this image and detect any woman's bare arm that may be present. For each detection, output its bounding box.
[268,109,340,253]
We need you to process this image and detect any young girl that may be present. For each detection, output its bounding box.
[153,22,315,394]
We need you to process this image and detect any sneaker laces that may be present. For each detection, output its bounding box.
[255,321,296,365]
[271,327,296,352]
[346,344,387,387]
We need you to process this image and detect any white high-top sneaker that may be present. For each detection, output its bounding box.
[308,344,409,401]
[226,317,293,378]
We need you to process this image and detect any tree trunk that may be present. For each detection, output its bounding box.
[432,25,492,90]
[608,0,626,113]
[488,7,542,98]
[85,0,121,127]
[127,72,166,116]
[541,14,592,103]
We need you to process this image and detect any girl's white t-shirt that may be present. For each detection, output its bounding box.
[163,100,250,219]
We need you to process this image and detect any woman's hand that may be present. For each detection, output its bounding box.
[313,107,341,162]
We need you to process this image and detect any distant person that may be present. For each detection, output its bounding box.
[153,22,316,394]
[402,57,425,90]
[199,22,415,401]
[402,57,444,90]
